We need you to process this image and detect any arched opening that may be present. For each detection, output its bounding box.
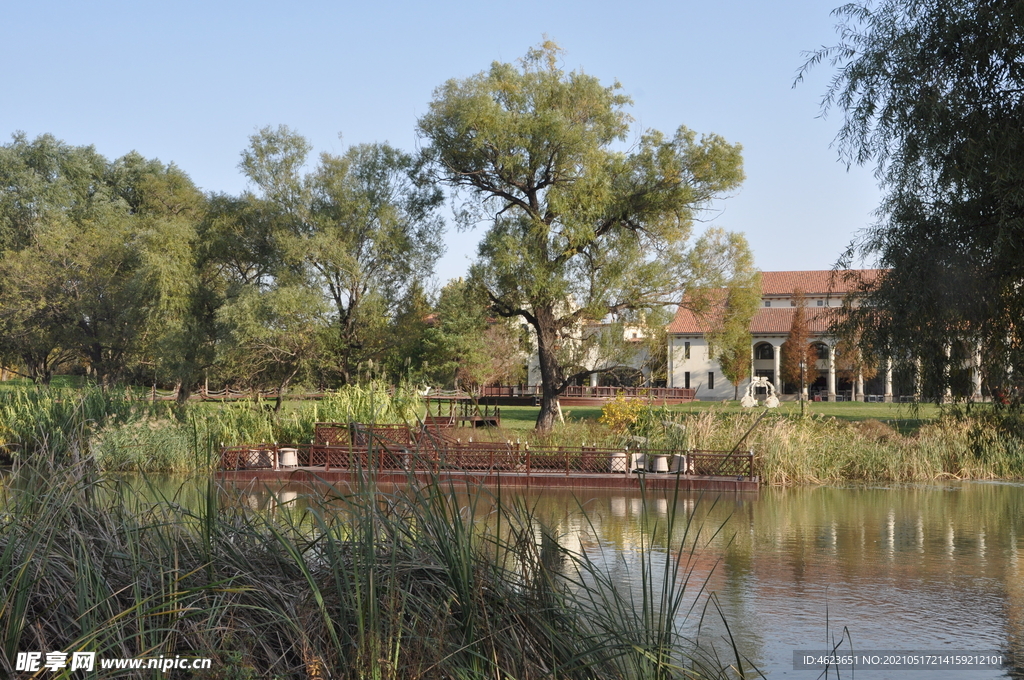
[752,342,776,394]
[809,343,830,396]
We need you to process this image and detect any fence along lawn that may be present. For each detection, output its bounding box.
[499,401,940,434]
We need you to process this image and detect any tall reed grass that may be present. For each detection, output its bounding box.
[0,465,758,679]
[4,383,1022,482]
[659,409,1024,485]
[0,382,423,472]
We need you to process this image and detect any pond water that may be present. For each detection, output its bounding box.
[22,473,1018,678]
[212,478,1023,678]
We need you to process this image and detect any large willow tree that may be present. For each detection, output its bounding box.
[801,0,1024,399]
[418,43,747,429]
[237,127,445,384]
[0,134,204,386]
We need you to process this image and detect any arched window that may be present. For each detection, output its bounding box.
[814,343,829,360]
[755,343,774,360]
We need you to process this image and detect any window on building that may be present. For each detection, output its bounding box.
[684,371,690,389]
[708,372,715,390]
[791,300,796,306]
[764,300,771,307]
[817,299,824,307]
[684,341,690,359]
[755,343,774,360]
[815,343,829,360]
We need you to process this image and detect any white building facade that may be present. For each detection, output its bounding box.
[666,270,891,401]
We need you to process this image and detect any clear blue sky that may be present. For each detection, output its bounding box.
[2,0,880,285]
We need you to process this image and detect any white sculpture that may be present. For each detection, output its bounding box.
[741,376,779,408]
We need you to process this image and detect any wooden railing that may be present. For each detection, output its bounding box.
[220,428,755,479]
[477,385,696,400]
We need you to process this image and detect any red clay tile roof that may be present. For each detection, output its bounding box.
[666,306,719,334]
[666,269,872,334]
[761,269,881,296]
[668,306,837,335]
[748,307,834,334]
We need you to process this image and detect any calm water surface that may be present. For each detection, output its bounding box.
[162,478,1024,678]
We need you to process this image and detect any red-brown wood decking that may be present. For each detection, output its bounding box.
[217,422,757,492]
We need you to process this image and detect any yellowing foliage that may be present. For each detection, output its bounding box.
[598,394,646,433]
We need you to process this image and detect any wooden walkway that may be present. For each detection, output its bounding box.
[217,422,758,492]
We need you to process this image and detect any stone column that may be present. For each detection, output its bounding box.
[884,358,893,403]
[856,370,864,402]
[590,372,599,388]
[827,344,837,401]
[972,342,983,401]
[943,344,953,403]
[914,357,922,400]
[773,342,782,396]
[750,342,756,395]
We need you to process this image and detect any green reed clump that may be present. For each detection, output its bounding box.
[91,415,216,473]
[653,408,1024,485]
[0,386,164,464]
[0,465,757,679]
[191,381,422,448]
[315,380,423,425]
[87,382,423,472]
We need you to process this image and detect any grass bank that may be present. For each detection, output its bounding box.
[0,465,755,679]
[499,401,940,435]
[2,385,1020,483]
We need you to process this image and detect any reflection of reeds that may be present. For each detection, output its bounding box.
[0,464,758,679]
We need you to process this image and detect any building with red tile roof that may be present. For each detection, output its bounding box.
[667,270,887,401]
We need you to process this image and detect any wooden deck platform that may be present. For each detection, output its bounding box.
[217,467,758,493]
[219,423,758,493]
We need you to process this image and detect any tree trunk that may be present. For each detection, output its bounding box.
[533,306,564,431]
[275,369,298,414]
[177,381,192,405]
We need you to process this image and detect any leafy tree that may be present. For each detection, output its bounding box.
[0,135,203,386]
[0,134,106,382]
[421,278,524,390]
[217,285,327,411]
[239,127,445,383]
[418,42,746,429]
[382,280,434,381]
[633,308,673,387]
[703,240,761,400]
[834,331,878,395]
[780,290,819,398]
[799,0,1024,400]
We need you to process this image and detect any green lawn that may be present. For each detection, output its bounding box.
[0,375,92,391]
[0,376,943,435]
[498,400,941,433]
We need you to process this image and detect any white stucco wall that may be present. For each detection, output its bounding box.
[667,336,736,400]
